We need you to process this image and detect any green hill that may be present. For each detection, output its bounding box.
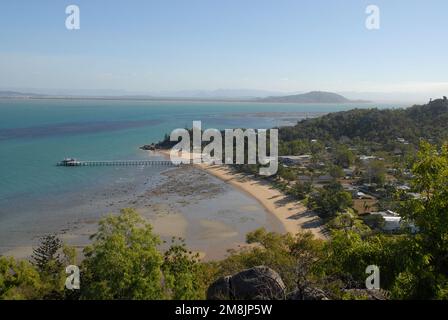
[259,91,367,103]
[279,97,448,145]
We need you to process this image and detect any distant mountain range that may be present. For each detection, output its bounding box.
[0,91,43,98]
[0,90,369,103]
[258,91,369,103]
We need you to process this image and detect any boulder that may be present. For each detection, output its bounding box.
[342,289,388,300]
[207,266,286,300]
[140,144,156,151]
[206,276,231,300]
[287,286,329,300]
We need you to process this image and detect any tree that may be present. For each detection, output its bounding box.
[329,165,344,179]
[218,228,324,291]
[31,235,62,273]
[80,208,206,300]
[334,146,355,168]
[363,160,386,185]
[80,209,166,299]
[30,234,77,299]
[290,181,312,200]
[308,182,353,218]
[396,141,448,298]
[162,238,205,300]
[277,165,296,181]
[0,257,43,300]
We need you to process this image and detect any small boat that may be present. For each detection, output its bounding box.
[59,158,81,166]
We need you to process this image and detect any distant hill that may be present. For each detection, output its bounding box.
[279,97,448,145]
[0,89,372,103]
[0,91,42,98]
[259,91,368,103]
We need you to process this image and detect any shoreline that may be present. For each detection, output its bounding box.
[158,150,326,240]
[1,160,284,261]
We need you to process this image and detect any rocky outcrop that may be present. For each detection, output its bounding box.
[207,266,286,300]
[140,143,156,151]
[207,266,388,300]
[342,289,388,300]
[287,286,329,300]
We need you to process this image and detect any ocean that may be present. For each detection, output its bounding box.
[0,99,403,257]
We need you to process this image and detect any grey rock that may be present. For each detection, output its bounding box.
[342,289,388,300]
[207,266,286,300]
[287,286,329,300]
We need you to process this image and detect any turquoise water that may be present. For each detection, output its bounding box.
[0,99,404,255]
[0,99,402,202]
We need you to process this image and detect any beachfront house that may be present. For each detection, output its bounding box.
[359,155,377,164]
[279,155,312,166]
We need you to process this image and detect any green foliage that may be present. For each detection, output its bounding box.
[289,181,312,200]
[318,230,414,290]
[363,160,386,185]
[0,257,43,300]
[328,211,371,234]
[28,235,77,299]
[396,141,448,298]
[308,182,353,218]
[279,140,310,156]
[362,213,386,230]
[79,208,209,300]
[277,165,296,181]
[162,238,206,300]
[329,165,344,179]
[334,146,355,168]
[31,235,62,273]
[80,208,165,299]
[217,229,324,291]
[279,99,448,145]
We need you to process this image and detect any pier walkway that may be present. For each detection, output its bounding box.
[57,159,178,167]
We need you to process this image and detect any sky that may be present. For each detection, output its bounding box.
[0,0,447,102]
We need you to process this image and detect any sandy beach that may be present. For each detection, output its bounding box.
[158,150,326,240]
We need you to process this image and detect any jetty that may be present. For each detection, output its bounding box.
[57,158,177,167]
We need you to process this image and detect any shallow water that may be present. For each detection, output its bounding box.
[0,99,403,257]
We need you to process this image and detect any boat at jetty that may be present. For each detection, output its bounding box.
[58,158,81,166]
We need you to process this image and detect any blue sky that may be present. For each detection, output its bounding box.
[0,0,447,101]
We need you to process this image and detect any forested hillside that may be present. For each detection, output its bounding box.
[279,98,448,145]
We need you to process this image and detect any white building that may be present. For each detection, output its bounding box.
[370,210,402,232]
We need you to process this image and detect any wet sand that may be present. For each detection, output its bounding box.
[159,150,326,239]
[1,164,284,261]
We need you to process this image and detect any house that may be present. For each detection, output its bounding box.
[369,210,402,232]
[279,155,312,166]
[407,192,422,199]
[359,155,377,164]
[396,185,411,191]
[356,192,374,200]
[343,168,355,178]
[298,175,333,183]
[343,184,358,196]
